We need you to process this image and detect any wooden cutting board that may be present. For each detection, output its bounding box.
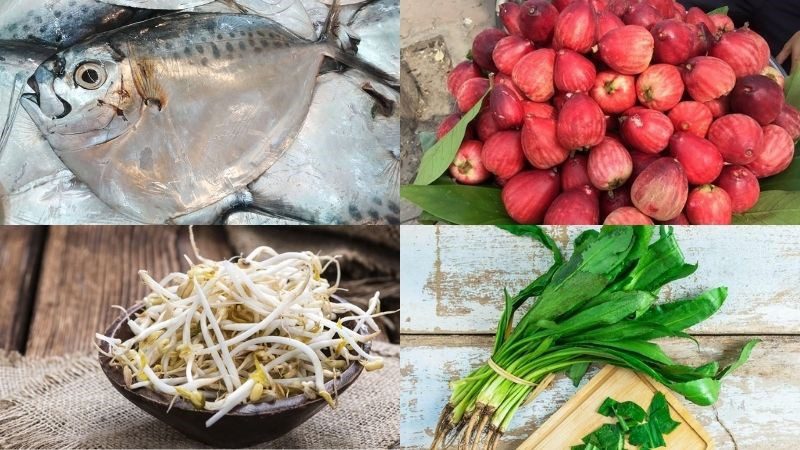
[517,365,713,450]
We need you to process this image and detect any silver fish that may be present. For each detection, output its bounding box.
[0,0,140,48]
[0,169,136,224]
[20,12,393,223]
[192,0,316,41]
[97,0,316,40]
[0,41,133,224]
[243,70,400,225]
[347,0,398,78]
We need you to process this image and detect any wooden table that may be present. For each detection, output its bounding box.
[400,226,800,450]
[0,226,236,357]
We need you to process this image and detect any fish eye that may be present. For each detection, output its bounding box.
[74,62,107,90]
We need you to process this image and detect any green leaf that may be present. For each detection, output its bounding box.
[521,227,637,328]
[567,362,590,387]
[412,93,486,185]
[588,340,676,366]
[542,291,657,338]
[708,5,729,15]
[498,225,565,264]
[668,377,721,406]
[629,422,666,448]
[647,392,680,434]
[637,287,728,335]
[582,424,625,450]
[717,339,759,378]
[759,145,800,192]
[733,191,800,224]
[400,184,514,225]
[598,397,646,424]
[563,321,696,344]
[612,227,697,294]
[417,211,452,225]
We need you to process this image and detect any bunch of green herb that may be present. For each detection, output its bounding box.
[573,393,679,450]
[431,226,757,449]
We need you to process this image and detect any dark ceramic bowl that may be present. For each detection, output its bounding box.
[98,296,369,448]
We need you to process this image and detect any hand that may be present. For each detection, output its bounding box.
[778,31,800,73]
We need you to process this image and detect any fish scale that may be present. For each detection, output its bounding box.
[20,12,380,222]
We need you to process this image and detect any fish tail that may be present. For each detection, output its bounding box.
[319,0,398,89]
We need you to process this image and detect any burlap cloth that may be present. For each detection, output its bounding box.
[0,342,400,449]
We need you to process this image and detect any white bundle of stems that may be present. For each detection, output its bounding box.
[97,231,385,427]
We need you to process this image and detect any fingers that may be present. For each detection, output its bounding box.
[778,41,792,64]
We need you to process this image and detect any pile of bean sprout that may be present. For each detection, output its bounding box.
[97,230,386,428]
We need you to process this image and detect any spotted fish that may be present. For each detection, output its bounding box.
[20,11,395,223]
[0,0,142,48]
[243,70,400,225]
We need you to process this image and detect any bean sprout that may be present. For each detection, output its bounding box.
[98,229,385,428]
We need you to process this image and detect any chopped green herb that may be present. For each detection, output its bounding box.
[578,393,680,450]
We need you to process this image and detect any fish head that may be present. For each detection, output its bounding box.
[20,42,143,152]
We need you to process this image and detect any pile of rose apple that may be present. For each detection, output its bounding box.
[441,0,800,225]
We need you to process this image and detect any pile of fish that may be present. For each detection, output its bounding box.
[0,0,399,224]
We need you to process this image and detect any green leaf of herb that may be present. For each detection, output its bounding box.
[582,423,625,450]
[717,339,760,379]
[708,6,729,15]
[497,225,564,265]
[629,422,667,448]
[567,362,591,387]
[412,92,486,185]
[647,392,680,434]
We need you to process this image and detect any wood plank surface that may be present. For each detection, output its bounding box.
[401,335,798,450]
[400,226,800,335]
[25,226,234,357]
[0,227,45,352]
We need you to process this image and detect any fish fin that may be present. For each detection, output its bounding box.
[0,77,25,159]
[318,0,398,88]
[130,59,168,111]
[324,49,398,90]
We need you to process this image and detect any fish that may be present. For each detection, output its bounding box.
[20,11,395,223]
[238,70,400,225]
[191,0,317,41]
[0,0,143,48]
[347,0,399,78]
[0,41,132,224]
[0,169,136,224]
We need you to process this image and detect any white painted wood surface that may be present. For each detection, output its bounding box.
[401,335,800,450]
[400,226,800,335]
[400,226,800,449]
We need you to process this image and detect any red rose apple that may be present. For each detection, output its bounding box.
[449,140,491,184]
[707,114,764,165]
[715,165,760,213]
[501,169,561,223]
[591,70,637,114]
[635,64,684,111]
[686,185,733,225]
[668,101,713,138]
[522,117,571,169]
